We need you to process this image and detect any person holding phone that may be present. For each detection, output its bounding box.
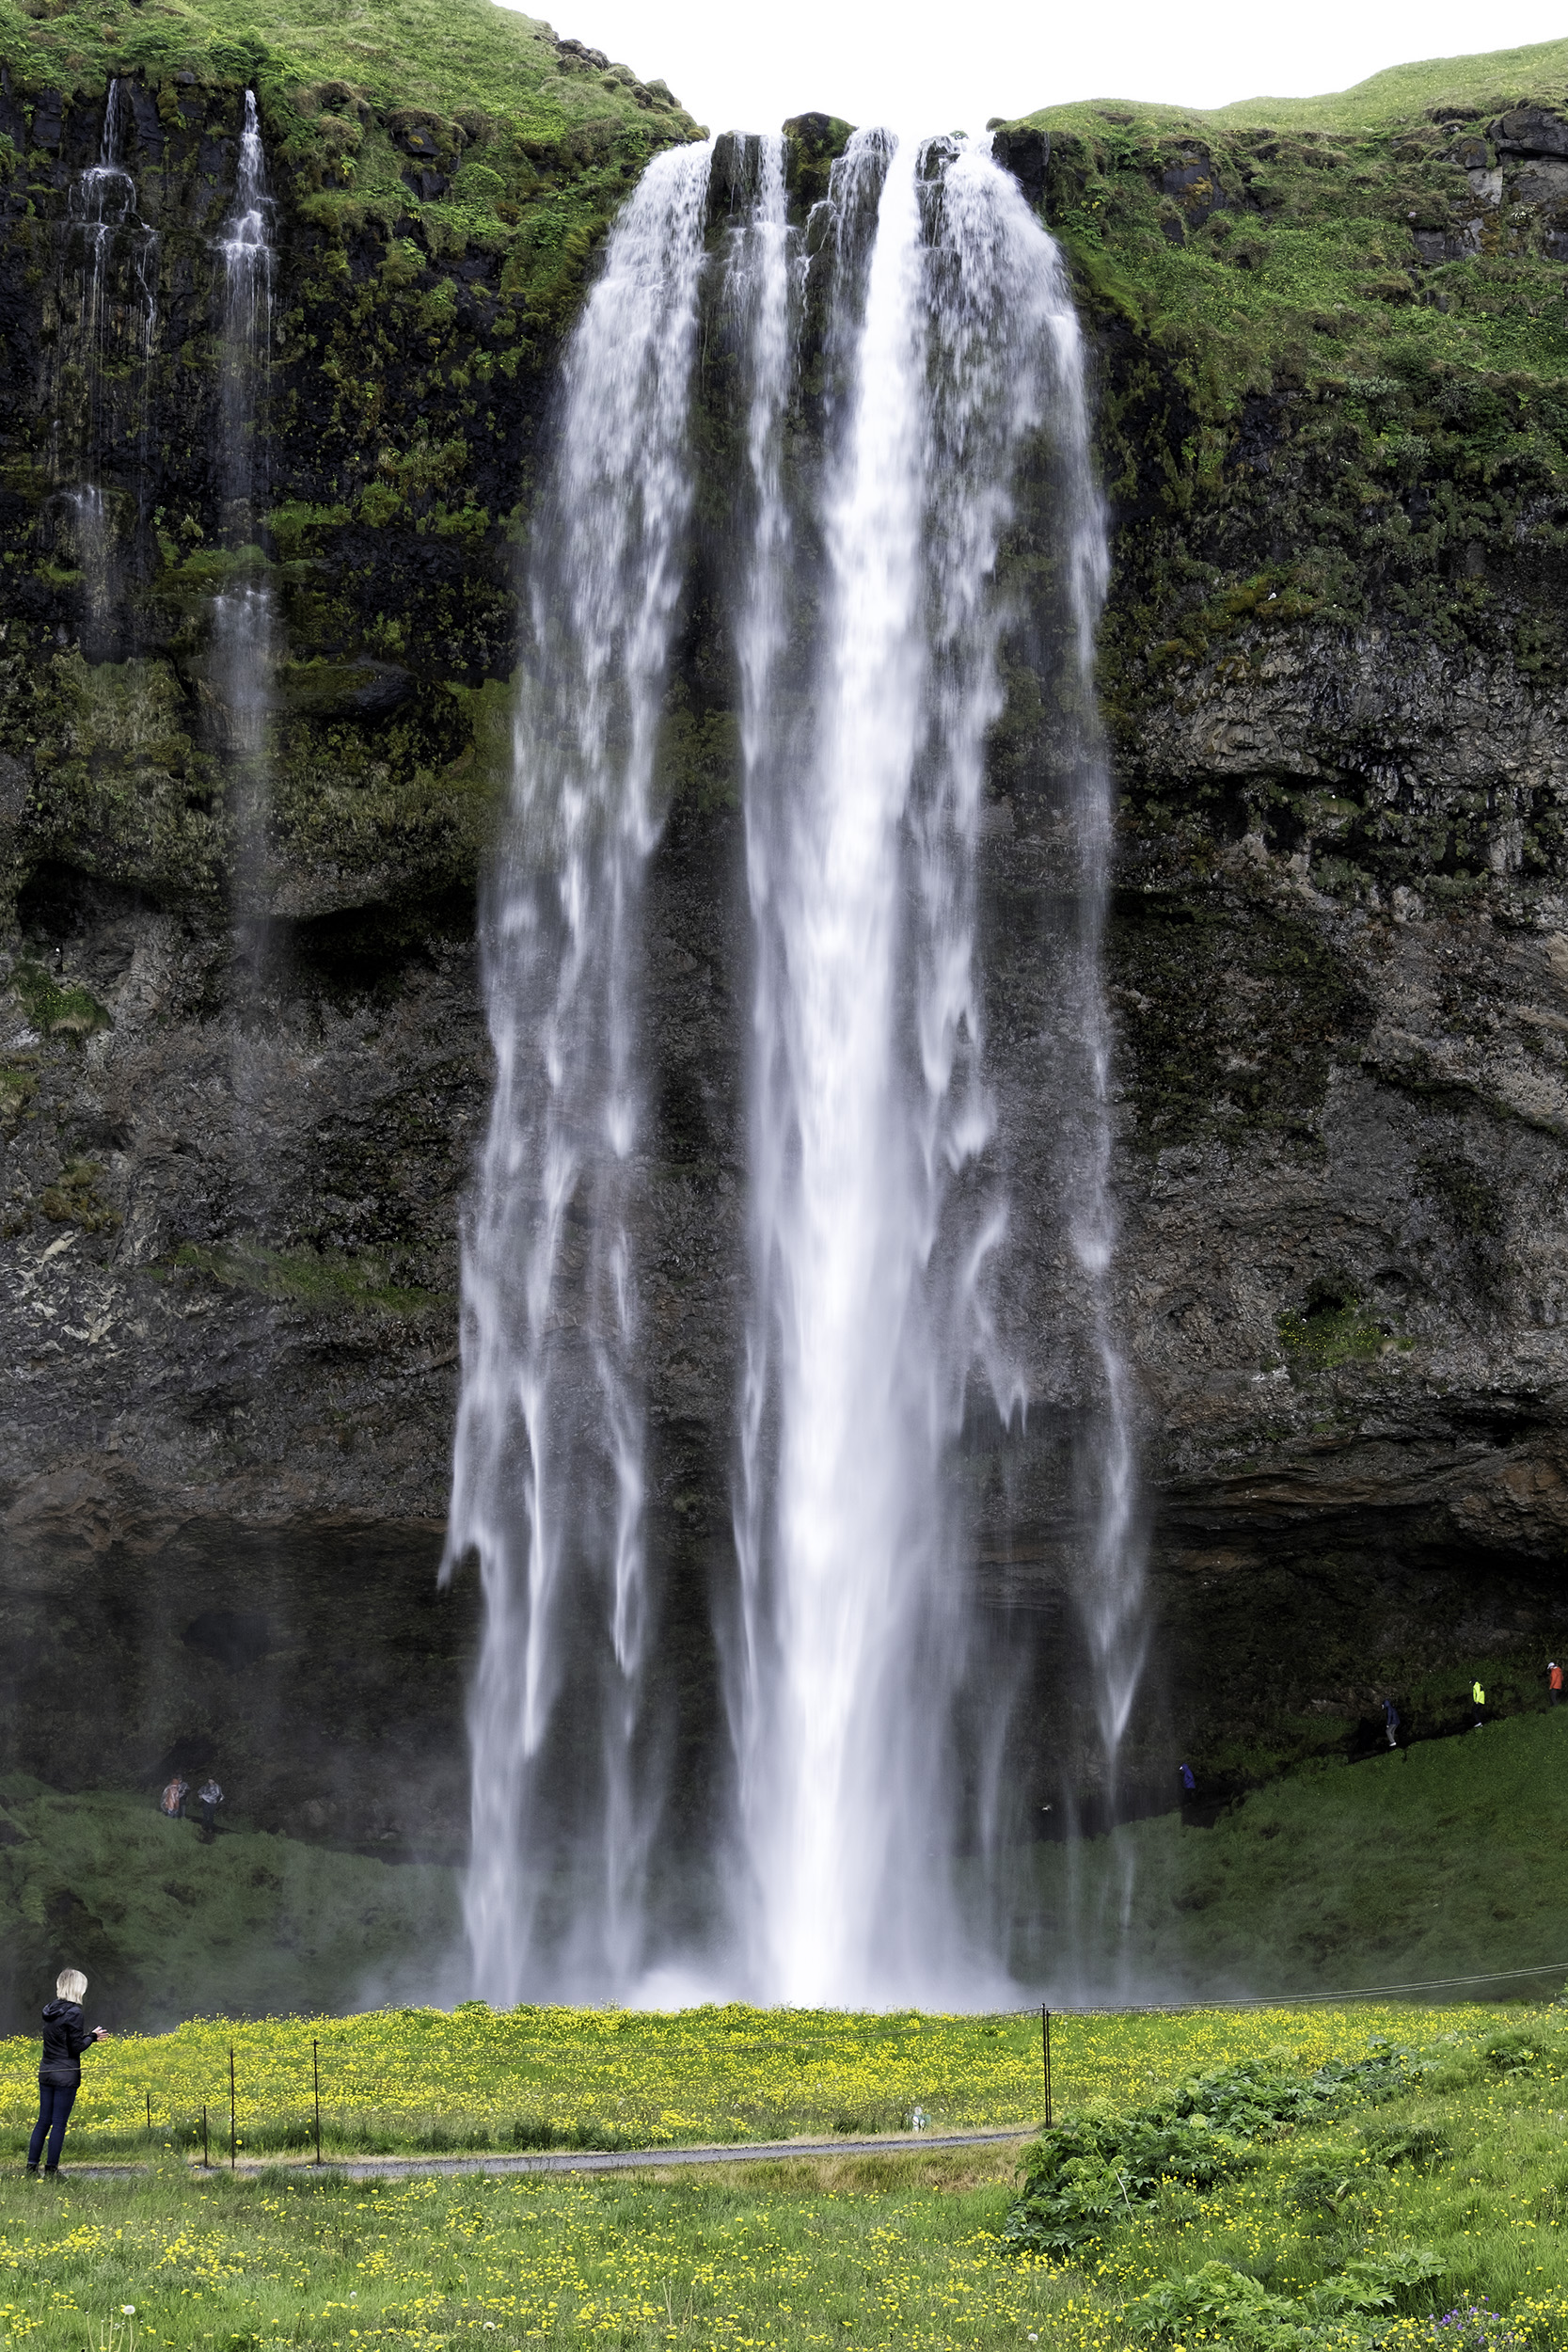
[25,1968,108,2177]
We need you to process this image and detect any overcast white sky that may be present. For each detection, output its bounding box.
[496,0,1567,137]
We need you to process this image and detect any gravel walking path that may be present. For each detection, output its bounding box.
[60,2123,1035,2185]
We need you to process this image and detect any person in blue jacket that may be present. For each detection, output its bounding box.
[26,1968,108,2177]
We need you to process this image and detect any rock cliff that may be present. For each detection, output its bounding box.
[5,6,1568,1876]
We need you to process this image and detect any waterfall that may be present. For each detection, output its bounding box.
[214,90,277,966]
[443,140,716,2004]
[56,78,158,628]
[452,125,1142,2004]
[1053,220,1148,1947]
[728,133,1132,2002]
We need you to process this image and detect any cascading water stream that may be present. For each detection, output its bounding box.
[214,90,277,975]
[443,140,715,2005]
[56,78,159,625]
[451,125,1143,2002]
[1051,246,1148,1979]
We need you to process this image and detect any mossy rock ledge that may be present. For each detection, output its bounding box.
[5,12,1568,1861]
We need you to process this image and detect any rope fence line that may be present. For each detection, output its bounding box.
[1019,1958,1568,2016]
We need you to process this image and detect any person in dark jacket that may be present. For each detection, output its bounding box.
[197,1776,224,1844]
[26,1968,107,2177]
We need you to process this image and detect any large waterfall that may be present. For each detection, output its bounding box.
[448,125,1140,2005]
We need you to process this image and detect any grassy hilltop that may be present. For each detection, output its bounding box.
[0,0,705,229]
[989,38,1568,777]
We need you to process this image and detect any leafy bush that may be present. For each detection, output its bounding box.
[1290,2157,1363,2219]
[1132,2248,1442,2346]
[1364,2123,1447,2170]
[1006,2051,1418,2256]
[1483,2030,1544,2075]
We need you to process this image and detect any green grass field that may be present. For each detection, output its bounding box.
[4,2003,1568,2350]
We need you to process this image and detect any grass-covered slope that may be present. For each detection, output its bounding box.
[1012,36,1568,391]
[0,1778,457,2034]
[1014,1710,1568,1996]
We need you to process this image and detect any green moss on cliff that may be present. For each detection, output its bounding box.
[1278,1285,1399,1370]
[172,1239,441,1318]
[7,951,109,1039]
[997,38,1568,892]
[1013,39,1568,395]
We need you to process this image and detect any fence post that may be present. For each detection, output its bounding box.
[146,2090,151,2139]
[312,2040,322,2168]
[230,2045,237,2171]
[1042,2006,1053,2128]
[201,2104,209,2169]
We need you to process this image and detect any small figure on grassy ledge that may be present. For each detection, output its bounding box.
[198,1775,225,1843]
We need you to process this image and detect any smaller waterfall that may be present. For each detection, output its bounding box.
[214,90,277,979]
[444,140,716,2004]
[73,79,159,387]
[1053,282,1148,1915]
[55,78,159,629]
[218,91,276,533]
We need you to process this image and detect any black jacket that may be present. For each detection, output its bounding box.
[40,1999,96,2089]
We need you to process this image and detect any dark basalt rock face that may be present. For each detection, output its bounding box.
[6,29,1568,1867]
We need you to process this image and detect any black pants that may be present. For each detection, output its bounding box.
[27,2079,77,2171]
[199,1801,217,1841]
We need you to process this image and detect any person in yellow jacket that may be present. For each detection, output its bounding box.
[1472,1677,1486,1730]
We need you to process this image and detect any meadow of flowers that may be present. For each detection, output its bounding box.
[0,1999,1537,2160]
[1,1999,1566,2351]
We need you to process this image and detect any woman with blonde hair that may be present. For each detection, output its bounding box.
[25,1969,108,2177]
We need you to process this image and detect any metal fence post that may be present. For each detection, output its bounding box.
[313,2040,322,2167]
[1042,2006,1053,2128]
[230,2045,237,2170]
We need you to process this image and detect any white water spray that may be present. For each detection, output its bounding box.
[444,140,715,2004]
